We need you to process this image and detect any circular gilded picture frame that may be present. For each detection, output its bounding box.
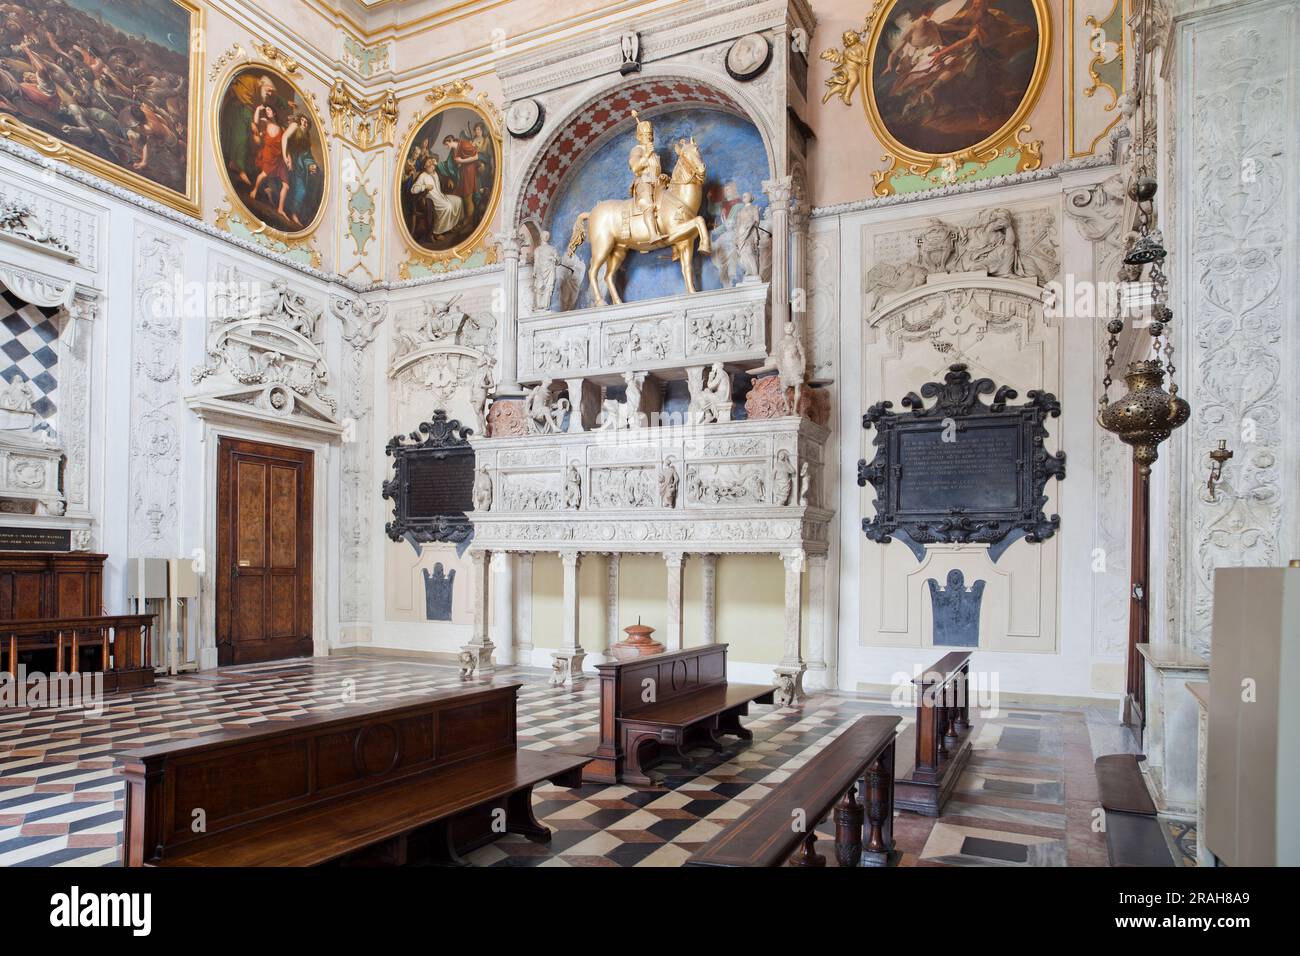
[394,98,503,263]
[862,0,1053,167]
[212,61,330,242]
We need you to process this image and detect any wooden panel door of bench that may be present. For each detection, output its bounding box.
[216,438,313,666]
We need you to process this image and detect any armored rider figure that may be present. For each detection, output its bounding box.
[628,110,664,243]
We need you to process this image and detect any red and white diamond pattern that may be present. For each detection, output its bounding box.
[520,77,741,225]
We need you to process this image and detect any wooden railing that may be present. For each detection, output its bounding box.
[1,614,157,695]
[894,651,974,816]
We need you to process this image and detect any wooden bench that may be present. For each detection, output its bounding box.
[582,644,775,786]
[686,715,900,867]
[2,614,156,697]
[119,682,589,866]
[894,651,973,816]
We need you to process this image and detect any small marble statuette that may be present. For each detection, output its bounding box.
[773,449,796,506]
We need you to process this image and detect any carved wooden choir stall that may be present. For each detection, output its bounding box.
[120,682,588,866]
[0,551,156,694]
[578,643,775,786]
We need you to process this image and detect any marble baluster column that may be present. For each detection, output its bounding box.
[664,551,686,651]
[514,552,534,667]
[699,553,718,645]
[491,551,514,665]
[463,549,496,674]
[774,548,807,704]
[606,553,621,653]
[762,175,794,366]
[804,553,828,690]
[551,550,586,685]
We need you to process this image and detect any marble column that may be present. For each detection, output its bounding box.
[551,550,586,685]
[491,551,514,665]
[762,175,793,365]
[462,549,496,674]
[804,553,828,690]
[774,548,807,704]
[495,230,523,394]
[699,553,718,645]
[664,551,686,651]
[606,553,621,653]
[514,552,534,667]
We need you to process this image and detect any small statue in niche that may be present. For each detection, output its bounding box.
[658,456,680,509]
[733,192,764,283]
[799,462,811,506]
[622,369,646,429]
[468,353,494,436]
[689,362,733,425]
[472,465,493,512]
[776,321,806,414]
[563,461,582,510]
[557,242,586,312]
[423,562,456,621]
[524,377,568,434]
[531,230,559,312]
[773,449,796,506]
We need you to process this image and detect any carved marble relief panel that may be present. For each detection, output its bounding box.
[1178,4,1299,657]
[128,227,184,556]
[860,204,1062,653]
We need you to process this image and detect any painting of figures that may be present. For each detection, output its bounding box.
[870,0,1045,156]
[396,103,499,256]
[0,0,198,211]
[215,64,327,236]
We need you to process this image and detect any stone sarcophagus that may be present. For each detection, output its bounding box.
[517,282,769,383]
[468,416,829,555]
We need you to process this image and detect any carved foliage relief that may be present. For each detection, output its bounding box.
[129,227,184,555]
[1182,12,1298,656]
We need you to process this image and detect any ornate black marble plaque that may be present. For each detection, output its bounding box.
[858,364,1066,561]
[383,410,476,545]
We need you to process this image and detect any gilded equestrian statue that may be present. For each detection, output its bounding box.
[567,111,712,306]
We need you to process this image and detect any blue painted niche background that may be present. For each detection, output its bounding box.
[545,109,770,310]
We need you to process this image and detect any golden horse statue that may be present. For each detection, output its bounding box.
[567,137,712,306]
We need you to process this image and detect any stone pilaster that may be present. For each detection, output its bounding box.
[700,553,718,645]
[664,551,686,651]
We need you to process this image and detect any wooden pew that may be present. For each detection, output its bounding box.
[2,614,156,697]
[119,682,589,866]
[893,650,973,816]
[686,715,900,867]
[583,644,775,786]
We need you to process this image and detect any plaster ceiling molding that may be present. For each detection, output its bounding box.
[186,266,341,437]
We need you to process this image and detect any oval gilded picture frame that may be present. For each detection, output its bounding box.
[395,98,502,263]
[862,0,1052,166]
[212,62,330,241]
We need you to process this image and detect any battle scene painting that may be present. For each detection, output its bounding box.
[216,64,327,236]
[397,104,498,255]
[0,0,195,203]
[870,0,1043,156]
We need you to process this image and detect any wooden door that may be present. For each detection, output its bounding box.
[216,438,313,666]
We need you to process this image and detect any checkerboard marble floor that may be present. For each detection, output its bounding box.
[0,656,1132,867]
